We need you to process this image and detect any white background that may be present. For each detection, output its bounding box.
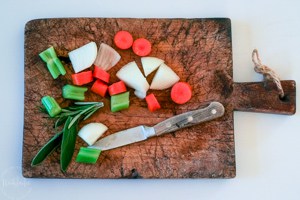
[0,0,299,199]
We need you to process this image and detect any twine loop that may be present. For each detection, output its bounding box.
[252,49,284,98]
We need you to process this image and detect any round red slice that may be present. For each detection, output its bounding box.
[114,31,133,50]
[132,38,152,56]
[171,82,192,104]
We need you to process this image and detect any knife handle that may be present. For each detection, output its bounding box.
[153,102,225,136]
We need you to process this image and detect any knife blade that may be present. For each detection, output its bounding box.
[89,101,225,151]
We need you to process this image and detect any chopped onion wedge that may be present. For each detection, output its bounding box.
[134,90,147,99]
[141,57,164,77]
[150,63,180,90]
[94,43,121,71]
[78,123,108,146]
[116,61,149,99]
[68,42,97,73]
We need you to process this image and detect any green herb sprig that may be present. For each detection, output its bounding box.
[32,102,104,172]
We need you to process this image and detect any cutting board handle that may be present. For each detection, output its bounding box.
[232,80,296,115]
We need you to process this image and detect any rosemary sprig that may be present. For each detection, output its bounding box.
[53,102,103,128]
[32,102,104,172]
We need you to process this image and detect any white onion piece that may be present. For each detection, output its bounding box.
[68,42,97,73]
[94,43,121,71]
[78,123,108,146]
[134,90,147,99]
[116,61,149,98]
[150,63,180,90]
[141,57,164,77]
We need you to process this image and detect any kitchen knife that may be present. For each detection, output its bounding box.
[89,101,225,151]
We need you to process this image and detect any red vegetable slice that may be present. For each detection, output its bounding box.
[91,80,108,97]
[71,71,93,86]
[93,66,110,83]
[145,93,161,112]
[114,31,133,50]
[171,82,192,104]
[132,38,152,56]
[108,81,127,96]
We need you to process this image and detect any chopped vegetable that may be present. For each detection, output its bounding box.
[78,123,108,146]
[145,93,161,112]
[134,90,147,99]
[72,71,93,86]
[141,57,164,76]
[39,46,66,79]
[108,81,127,96]
[116,61,149,99]
[62,84,88,101]
[150,63,180,90]
[76,147,101,164]
[111,91,130,112]
[31,131,63,166]
[91,80,108,97]
[171,82,192,104]
[93,43,121,71]
[41,96,62,117]
[132,38,152,56]
[93,66,110,83]
[32,102,104,171]
[68,42,97,73]
[114,31,133,50]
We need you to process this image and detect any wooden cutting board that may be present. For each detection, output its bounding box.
[23,18,296,178]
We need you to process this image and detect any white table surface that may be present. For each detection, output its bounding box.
[1,0,299,199]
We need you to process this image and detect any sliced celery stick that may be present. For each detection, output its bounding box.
[46,60,60,79]
[53,57,66,75]
[76,147,101,164]
[39,46,66,79]
[41,96,62,117]
[62,84,88,101]
[111,91,130,112]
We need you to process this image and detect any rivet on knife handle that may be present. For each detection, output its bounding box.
[153,102,225,136]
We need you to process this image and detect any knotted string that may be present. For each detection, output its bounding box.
[252,49,285,98]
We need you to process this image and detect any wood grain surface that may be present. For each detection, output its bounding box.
[23,18,296,179]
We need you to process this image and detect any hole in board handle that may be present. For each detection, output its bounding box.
[279,94,290,102]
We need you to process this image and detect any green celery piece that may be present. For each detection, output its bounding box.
[111,91,130,112]
[60,116,78,172]
[39,46,66,79]
[46,60,61,79]
[41,96,62,117]
[53,57,66,75]
[62,84,88,101]
[31,131,63,166]
[76,147,101,164]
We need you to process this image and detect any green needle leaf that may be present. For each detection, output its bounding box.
[74,102,100,105]
[54,116,68,129]
[68,104,97,129]
[83,108,99,120]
